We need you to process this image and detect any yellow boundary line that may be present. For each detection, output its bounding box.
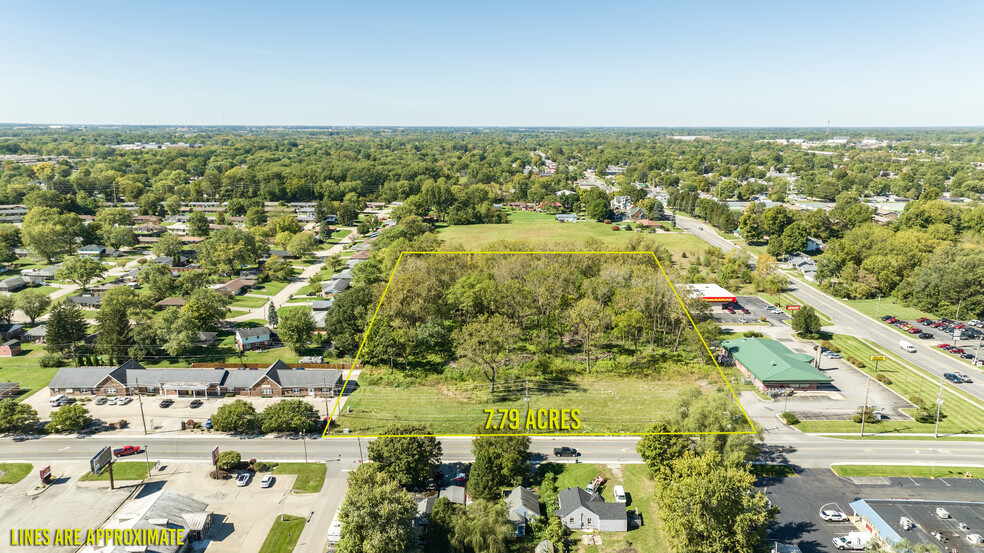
[323,250,756,438]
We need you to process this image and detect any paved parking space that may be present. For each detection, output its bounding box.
[713,295,791,326]
[760,470,984,553]
[793,412,854,422]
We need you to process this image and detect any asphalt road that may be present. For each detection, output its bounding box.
[672,214,984,405]
[2,435,982,469]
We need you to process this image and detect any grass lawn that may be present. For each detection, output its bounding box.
[8,285,58,297]
[231,295,270,309]
[436,211,707,257]
[285,297,312,304]
[252,281,289,296]
[547,463,668,552]
[80,462,148,481]
[846,297,936,322]
[0,463,33,484]
[223,308,251,319]
[277,305,311,318]
[831,465,982,478]
[0,344,59,399]
[335,375,706,435]
[794,334,984,436]
[257,515,305,553]
[272,463,327,493]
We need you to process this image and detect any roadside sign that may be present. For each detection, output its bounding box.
[869,355,886,361]
[90,446,112,475]
[211,446,219,466]
[39,466,51,480]
[786,305,802,311]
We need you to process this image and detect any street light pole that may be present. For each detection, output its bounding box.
[860,376,872,438]
[135,378,148,436]
[934,377,945,439]
[875,294,882,320]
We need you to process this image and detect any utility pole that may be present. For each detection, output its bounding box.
[135,378,148,435]
[860,376,872,438]
[934,377,944,439]
[875,294,882,320]
[144,447,152,478]
[301,433,308,463]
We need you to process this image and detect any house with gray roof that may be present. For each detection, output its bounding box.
[21,324,46,343]
[321,279,350,296]
[78,244,119,258]
[555,487,626,532]
[0,275,40,294]
[20,264,60,281]
[505,486,541,536]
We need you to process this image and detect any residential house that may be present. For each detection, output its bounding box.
[504,486,541,537]
[68,294,102,308]
[321,279,350,296]
[439,486,467,505]
[627,206,648,220]
[556,214,577,223]
[0,204,28,223]
[154,297,186,310]
[0,324,25,341]
[555,487,627,532]
[0,275,40,294]
[311,300,333,311]
[805,236,824,253]
[0,339,21,357]
[21,325,46,343]
[78,244,119,258]
[20,264,60,281]
[312,310,329,330]
[345,258,365,269]
[611,196,632,211]
[0,382,19,398]
[213,278,257,296]
[268,249,295,260]
[236,326,274,351]
[555,189,577,197]
[196,332,218,347]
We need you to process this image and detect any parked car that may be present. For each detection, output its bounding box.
[820,509,848,522]
[118,397,132,405]
[917,317,931,324]
[741,308,750,314]
[553,447,578,457]
[107,397,119,405]
[738,317,748,323]
[961,353,975,360]
[918,333,933,339]
[113,445,143,457]
[159,399,174,408]
[950,348,965,354]
[95,397,108,405]
[189,399,203,408]
[260,474,274,488]
[204,418,212,429]
[236,473,251,487]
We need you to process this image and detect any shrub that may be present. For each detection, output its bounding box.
[603,219,611,225]
[846,356,866,368]
[611,225,619,231]
[39,353,64,368]
[853,406,879,424]
[875,373,892,385]
[742,330,764,338]
[779,412,799,425]
[225,392,234,397]
[820,340,840,353]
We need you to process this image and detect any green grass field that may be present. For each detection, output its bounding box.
[334,375,705,435]
[831,465,982,478]
[794,335,984,436]
[846,297,936,322]
[80,462,148,481]
[0,463,33,484]
[436,211,706,256]
[277,305,311,318]
[7,285,58,297]
[257,515,305,553]
[231,295,270,309]
[223,308,251,319]
[0,343,59,399]
[251,281,290,296]
[272,463,327,493]
[549,463,668,553]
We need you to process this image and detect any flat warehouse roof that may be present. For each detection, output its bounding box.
[682,283,737,302]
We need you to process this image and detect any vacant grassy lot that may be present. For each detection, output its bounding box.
[436,211,706,256]
[548,463,667,553]
[257,515,305,553]
[277,305,311,318]
[80,462,148,481]
[272,463,327,493]
[794,335,984,436]
[252,281,289,296]
[0,463,33,484]
[335,375,706,435]
[831,465,981,478]
[846,297,936,322]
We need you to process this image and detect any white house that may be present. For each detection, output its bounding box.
[555,487,626,532]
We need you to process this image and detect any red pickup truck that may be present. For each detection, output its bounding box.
[113,445,143,457]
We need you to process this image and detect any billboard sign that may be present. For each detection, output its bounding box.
[211,446,219,466]
[39,466,51,480]
[90,446,112,475]
[786,305,802,311]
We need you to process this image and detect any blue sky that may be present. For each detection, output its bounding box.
[2,0,983,126]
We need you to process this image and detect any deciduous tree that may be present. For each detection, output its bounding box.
[16,288,51,324]
[366,424,442,489]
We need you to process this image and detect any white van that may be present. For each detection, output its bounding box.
[49,394,68,407]
[900,340,916,353]
[613,485,626,503]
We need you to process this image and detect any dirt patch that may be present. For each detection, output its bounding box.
[607,463,624,480]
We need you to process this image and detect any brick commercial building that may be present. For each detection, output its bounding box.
[48,359,344,398]
[720,338,832,392]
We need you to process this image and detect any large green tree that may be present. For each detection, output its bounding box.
[48,403,92,433]
[56,257,106,292]
[152,232,184,259]
[0,295,14,323]
[211,399,260,433]
[657,451,778,553]
[188,211,210,237]
[338,466,417,553]
[277,307,315,354]
[453,314,521,393]
[45,300,87,356]
[197,228,264,275]
[15,289,51,324]
[791,305,822,338]
[0,399,40,432]
[260,399,319,434]
[181,289,230,330]
[366,424,442,489]
[468,434,531,502]
[450,500,514,553]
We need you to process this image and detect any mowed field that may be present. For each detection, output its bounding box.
[436,211,708,256]
[333,377,709,435]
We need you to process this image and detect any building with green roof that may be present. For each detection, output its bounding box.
[720,338,832,392]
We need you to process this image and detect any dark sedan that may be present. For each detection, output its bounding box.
[159,399,174,408]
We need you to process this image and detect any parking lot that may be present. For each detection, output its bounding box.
[25,393,350,435]
[714,295,791,326]
[880,315,984,367]
[760,469,984,553]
